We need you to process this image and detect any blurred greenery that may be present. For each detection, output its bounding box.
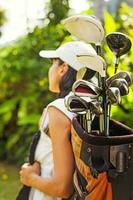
[0,1,132,165]
[0,0,70,164]
[0,162,20,200]
[103,2,133,127]
[0,7,6,37]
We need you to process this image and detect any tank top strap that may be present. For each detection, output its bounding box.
[39,98,76,132]
[39,107,48,132]
[47,98,76,121]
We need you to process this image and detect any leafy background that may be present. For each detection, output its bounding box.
[0,0,133,164]
[0,1,133,199]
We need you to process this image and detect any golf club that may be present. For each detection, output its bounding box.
[107,87,121,105]
[64,93,90,131]
[77,54,108,135]
[76,67,98,84]
[72,79,104,133]
[106,86,121,135]
[72,79,102,99]
[65,92,103,132]
[63,14,106,135]
[109,78,129,96]
[106,71,132,87]
[106,32,132,74]
[62,15,104,46]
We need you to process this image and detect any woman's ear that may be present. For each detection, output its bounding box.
[59,63,69,77]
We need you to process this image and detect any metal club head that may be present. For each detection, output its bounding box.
[107,87,121,105]
[72,79,102,99]
[64,93,88,114]
[106,71,132,87]
[106,32,132,57]
[109,78,129,96]
[76,67,96,80]
[62,15,104,44]
[88,101,103,115]
[106,32,132,73]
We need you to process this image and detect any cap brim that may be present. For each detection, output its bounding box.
[39,50,58,58]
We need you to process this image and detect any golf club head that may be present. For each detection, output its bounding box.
[106,32,132,57]
[107,87,121,105]
[76,67,95,80]
[76,67,99,86]
[77,54,106,77]
[106,71,132,87]
[62,15,105,44]
[109,78,129,96]
[64,93,88,114]
[88,101,103,115]
[72,79,102,98]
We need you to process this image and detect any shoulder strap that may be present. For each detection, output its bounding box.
[16,130,41,200]
[28,130,41,164]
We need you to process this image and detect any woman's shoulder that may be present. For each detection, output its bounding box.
[47,98,76,121]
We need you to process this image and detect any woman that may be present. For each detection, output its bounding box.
[19,41,97,200]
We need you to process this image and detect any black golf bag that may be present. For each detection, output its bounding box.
[71,116,133,200]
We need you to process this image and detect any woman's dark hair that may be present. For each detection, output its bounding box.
[57,58,77,98]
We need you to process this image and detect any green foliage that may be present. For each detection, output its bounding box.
[104,11,117,33]
[0,24,69,164]
[46,0,70,24]
[0,7,7,36]
[0,162,21,200]
[0,1,133,164]
[0,0,70,164]
[0,7,6,25]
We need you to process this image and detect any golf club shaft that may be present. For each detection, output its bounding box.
[101,77,108,136]
[86,110,91,133]
[114,57,119,74]
[96,45,101,55]
[106,103,111,136]
[96,45,108,135]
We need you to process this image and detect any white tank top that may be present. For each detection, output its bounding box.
[29,98,76,200]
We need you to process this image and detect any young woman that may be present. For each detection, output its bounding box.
[19,41,97,200]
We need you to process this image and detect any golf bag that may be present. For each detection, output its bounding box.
[16,130,41,200]
[71,116,133,200]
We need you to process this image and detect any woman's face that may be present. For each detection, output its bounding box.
[48,59,68,93]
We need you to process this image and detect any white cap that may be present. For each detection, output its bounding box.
[39,41,97,71]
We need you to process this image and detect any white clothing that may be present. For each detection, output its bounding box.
[29,98,76,200]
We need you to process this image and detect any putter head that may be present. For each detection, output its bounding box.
[62,15,104,44]
[106,71,132,87]
[106,32,132,57]
[77,54,106,77]
[109,78,129,96]
[72,79,101,98]
[107,87,121,105]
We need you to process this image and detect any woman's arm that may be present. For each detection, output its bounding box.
[20,106,75,198]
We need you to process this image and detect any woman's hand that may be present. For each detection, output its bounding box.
[19,162,40,187]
